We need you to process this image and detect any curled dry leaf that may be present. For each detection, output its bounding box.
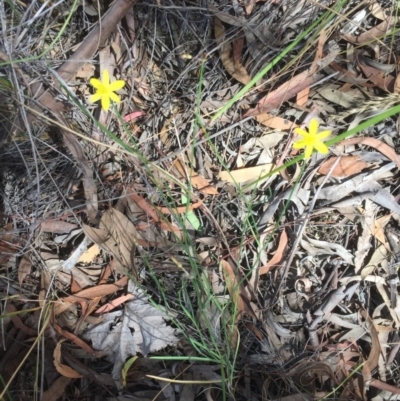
[342,17,398,45]
[259,230,288,275]
[214,17,251,85]
[54,340,83,378]
[337,137,400,167]
[318,156,368,177]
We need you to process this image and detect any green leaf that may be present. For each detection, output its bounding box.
[181,195,201,231]
[121,356,138,387]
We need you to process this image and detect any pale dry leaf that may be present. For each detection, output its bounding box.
[301,237,354,265]
[355,199,377,273]
[241,133,285,153]
[361,244,387,278]
[317,162,397,203]
[78,244,100,264]
[54,340,83,379]
[83,282,179,380]
[219,164,273,184]
[374,214,391,245]
[75,63,95,79]
[319,88,356,108]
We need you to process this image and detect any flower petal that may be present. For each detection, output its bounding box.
[90,93,102,103]
[309,119,319,136]
[294,128,308,137]
[90,78,103,89]
[109,80,125,91]
[304,145,313,159]
[314,141,329,154]
[293,140,307,149]
[101,95,110,111]
[316,130,332,140]
[109,92,121,103]
[102,70,110,86]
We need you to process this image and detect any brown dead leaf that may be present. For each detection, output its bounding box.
[244,69,323,117]
[360,309,380,386]
[54,340,84,378]
[53,323,96,355]
[296,87,310,107]
[219,164,273,184]
[155,200,203,214]
[18,256,32,288]
[62,276,128,302]
[70,276,82,294]
[128,191,181,232]
[220,259,255,319]
[215,17,251,85]
[42,376,71,401]
[96,294,135,314]
[255,114,298,130]
[83,208,141,276]
[295,29,326,106]
[259,230,288,275]
[318,156,368,177]
[337,137,400,167]
[174,159,218,195]
[5,303,37,336]
[357,57,395,92]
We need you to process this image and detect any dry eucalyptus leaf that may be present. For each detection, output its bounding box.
[219,164,273,184]
[215,17,251,85]
[83,282,179,380]
[54,340,83,379]
[318,156,368,177]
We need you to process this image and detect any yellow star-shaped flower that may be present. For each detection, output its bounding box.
[293,118,331,159]
[89,70,125,111]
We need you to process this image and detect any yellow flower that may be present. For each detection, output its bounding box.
[89,70,125,111]
[293,118,331,159]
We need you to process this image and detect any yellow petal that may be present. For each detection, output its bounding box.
[101,95,110,111]
[90,78,103,89]
[294,127,308,137]
[314,141,329,154]
[316,130,332,140]
[109,80,125,91]
[109,92,121,103]
[90,93,102,103]
[304,145,313,159]
[293,140,306,149]
[309,119,319,135]
[102,70,110,86]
